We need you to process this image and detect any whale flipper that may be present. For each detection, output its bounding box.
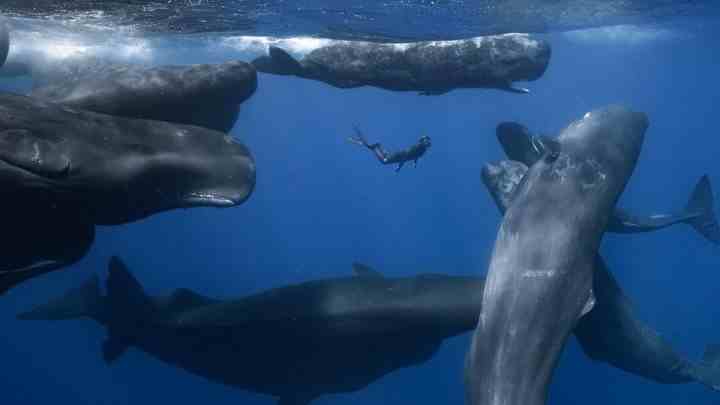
[579,289,596,318]
[496,123,541,166]
[498,82,530,94]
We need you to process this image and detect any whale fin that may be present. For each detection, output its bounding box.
[499,83,530,94]
[496,123,551,166]
[103,256,153,361]
[684,175,720,245]
[106,256,153,319]
[0,129,70,178]
[352,262,384,278]
[496,122,536,164]
[252,46,303,76]
[690,344,720,391]
[17,275,104,321]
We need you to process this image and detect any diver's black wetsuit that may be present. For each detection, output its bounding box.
[349,126,431,172]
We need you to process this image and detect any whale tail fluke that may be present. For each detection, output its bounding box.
[684,175,720,245]
[251,46,303,76]
[17,275,104,321]
[101,256,154,364]
[691,344,720,391]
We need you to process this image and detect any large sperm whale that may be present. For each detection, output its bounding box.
[30,60,257,132]
[252,34,551,95]
[465,106,647,405]
[0,93,255,225]
[482,158,720,392]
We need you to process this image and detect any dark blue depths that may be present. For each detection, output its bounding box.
[1,23,720,405]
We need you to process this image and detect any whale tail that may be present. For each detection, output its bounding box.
[102,256,154,364]
[684,175,720,245]
[17,275,105,322]
[251,46,303,76]
[691,344,720,391]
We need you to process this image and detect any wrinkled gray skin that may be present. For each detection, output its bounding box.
[30,60,257,133]
[495,121,720,244]
[482,159,720,391]
[0,19,8,69]
[19,258,485,405]
[0,93,255,225]
[465,106,647,405]
[252,34,551,95]
[18,256,720,405]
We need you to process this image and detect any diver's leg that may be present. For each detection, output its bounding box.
[395,161,405,172]
[348,125,370,147]
[368,144,392,164]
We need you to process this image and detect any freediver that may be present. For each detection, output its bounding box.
[348,126,431,172]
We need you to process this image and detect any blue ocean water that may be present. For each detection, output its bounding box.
[1,4,720,405]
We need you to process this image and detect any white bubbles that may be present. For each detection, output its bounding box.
[564,24,682,45]
[1,17,154,77]
[218,35,333,57]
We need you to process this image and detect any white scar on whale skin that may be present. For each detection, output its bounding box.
[521,269,557,279]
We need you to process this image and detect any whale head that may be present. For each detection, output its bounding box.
[0,94,256,225]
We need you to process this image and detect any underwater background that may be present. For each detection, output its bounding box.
[1,2,720,404]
